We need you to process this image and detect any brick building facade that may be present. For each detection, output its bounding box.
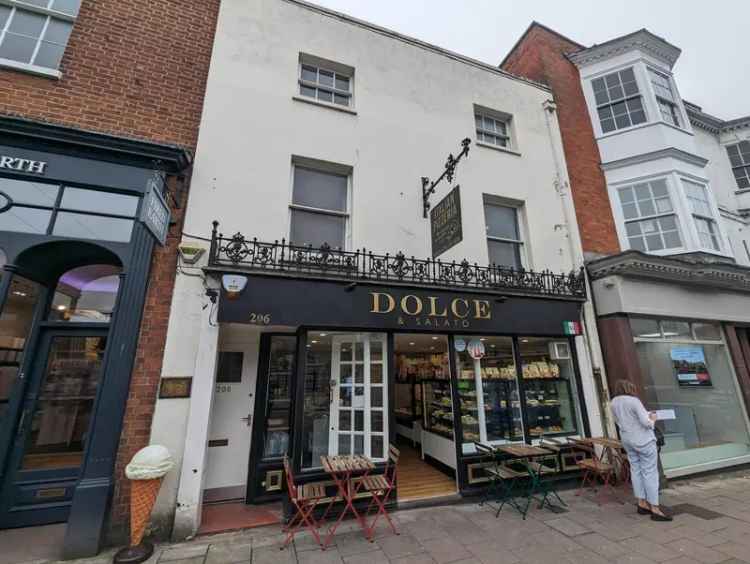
[0,0,219,557]
[501,23,620,258]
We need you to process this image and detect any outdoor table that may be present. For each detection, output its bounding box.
[576,437,628,483]
[320,454,375,547]
[496,444,565,518]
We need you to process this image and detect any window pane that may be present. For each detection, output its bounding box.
[290,209,345,249]
[33,41,65,69]
[0,206,52,234]
[693,323,722,341]
[292,167,347,211]
[51,0,81,16]
[630,317,661,338]
[318,70,333,87]
[48,264,121,322]
[301,64,316,82]
[0,33,37,63]
[601,118,616,133]
[317,90,332,103]
[484,204,519,240]
[335,75,349,91]
[8,10,46,37]
[661,320,692,340]
[488,239,521,269]
[333,93,349,106]
[60,187,139,216]
[651,180,668,197]
[300,84,316,98]
[53,212,133,242]
[43,18,72,44]
[629,236,647,251]
[0,6,11,29]
[0,178,58,206]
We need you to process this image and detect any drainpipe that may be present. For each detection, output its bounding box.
[541,99,616,438]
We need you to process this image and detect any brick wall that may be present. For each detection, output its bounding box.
[502,25,621,257]
[0,0,220,539]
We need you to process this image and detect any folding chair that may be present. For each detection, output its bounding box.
[474,442,524,517]
[570,441,617,505]
[359,444,400,541]
[281,456,333,549]
[609,446,631,488]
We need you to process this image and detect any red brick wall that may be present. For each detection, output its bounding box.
[0,0,220,538]
[502,26,620,256]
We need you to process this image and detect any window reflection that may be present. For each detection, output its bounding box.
[260,337,295,459]
[49,264,121,322]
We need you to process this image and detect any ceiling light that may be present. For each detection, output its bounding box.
[521,339,528,343]
[311,340,319,344]
[431,336,438,340]
[12,291,27,297]
[491,344,496,348]
[319,333,327,337]
[409,342,415,346]
[430,346,435,350]
[56,305,67,311]
[480,338,486,341]
[306,344,311,348]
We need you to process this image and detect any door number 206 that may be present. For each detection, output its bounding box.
[249,313,271,325]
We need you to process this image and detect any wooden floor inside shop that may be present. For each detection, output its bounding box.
[396,442,457,502]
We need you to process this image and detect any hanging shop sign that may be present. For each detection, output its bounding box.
[0,154,47,174]
[140,172,171,245]
[430,185,463,258]
[671,346,712,387]
[218,274,582,335]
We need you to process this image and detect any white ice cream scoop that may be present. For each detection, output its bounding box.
[125,445,174,480]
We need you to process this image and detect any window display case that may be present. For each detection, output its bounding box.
[422,379,453,440]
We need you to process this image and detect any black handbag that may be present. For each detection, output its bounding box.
[654,426,665,448]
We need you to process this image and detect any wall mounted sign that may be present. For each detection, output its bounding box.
[671,346,712,387]
[140,172,171,245]
[218,274,582,335]
[0,155,46,174]
[430,185,463,258]
[159,377,192,398]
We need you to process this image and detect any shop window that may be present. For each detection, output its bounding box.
[617,179,682,252]
[518,337,581,439]
[0,275,43,430]
[49,264,121,322]
[592,67,647,133]
[259,337,295,460]
[289,165,349,249]
[0,0,81,74]
[0,178,140,242]
[301,331,387,469]
[632,316,750,473]
[298,54,353,107]
[455,336,521,449]
[726,141,750,190]
[484,201,524,269]
[629,318,724,342]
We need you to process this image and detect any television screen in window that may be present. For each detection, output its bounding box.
[671,346,712,387]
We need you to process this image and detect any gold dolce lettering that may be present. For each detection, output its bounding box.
[450,298,470,318]
[428,296,448,317]
[400,295,423,316]
[370,292,396,314]
[474,299,491,320]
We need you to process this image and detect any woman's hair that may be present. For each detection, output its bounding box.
[614,379,638,396]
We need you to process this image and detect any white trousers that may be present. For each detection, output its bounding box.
[623,440,659,506]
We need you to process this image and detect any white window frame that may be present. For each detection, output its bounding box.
[0,0,78,78]
[288,159,352,251]
[614,177,684,254]
[682,178,722,252]
[647,68,683,128]
[726,141,750,190]
[483,197,526,270]
[297,53,354,110]
[590,66,648,134]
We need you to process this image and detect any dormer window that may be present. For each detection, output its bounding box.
[592,68,647,133]
[648,69,680,127]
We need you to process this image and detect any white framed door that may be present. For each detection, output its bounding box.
[329,333,388,461]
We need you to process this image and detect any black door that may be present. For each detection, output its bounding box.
[0,329,107,528]
[246,334,296,503]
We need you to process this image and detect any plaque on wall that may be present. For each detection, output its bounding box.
[159,377,192,398]
[430,185,463,258]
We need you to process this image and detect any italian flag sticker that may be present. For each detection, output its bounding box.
[563,321,582,336]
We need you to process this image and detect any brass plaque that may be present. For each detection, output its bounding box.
[159,377,192,399]
[36,487,66,499]
[265,470,283,492]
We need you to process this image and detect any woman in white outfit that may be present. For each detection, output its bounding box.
[610,379,672,521]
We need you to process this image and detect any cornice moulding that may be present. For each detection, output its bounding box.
[568,30,681,69]
[600,147,708,172]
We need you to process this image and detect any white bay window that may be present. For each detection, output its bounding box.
[617,179,681,252]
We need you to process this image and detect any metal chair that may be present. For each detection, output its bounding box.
[569,440,617,505]
[474,442,524,517]
[359,444,400,541]
[281,456,333,549]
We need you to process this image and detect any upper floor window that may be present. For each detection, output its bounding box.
[475,113,510,148]
[726,141,750,190]
[0,177,138,242]
[0,0,80,74]
[617,179,681,252]
[289,164,349,249]
[592,68,647,133]
[298,54,352,108]
[683,179,721,251]
[648,69,681,127]
[484,201,523,269]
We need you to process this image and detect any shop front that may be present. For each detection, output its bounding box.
[0,116,189,556]
[195,229,594,510]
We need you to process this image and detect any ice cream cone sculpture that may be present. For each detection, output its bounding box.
[124,445,174,548]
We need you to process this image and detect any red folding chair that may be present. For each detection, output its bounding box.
[571,442,617,505]
[359,444,400,541]
[282,456,333,549]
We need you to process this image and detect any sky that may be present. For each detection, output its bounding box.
[310,0,748,120]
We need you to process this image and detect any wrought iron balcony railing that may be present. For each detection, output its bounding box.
[208,222,586,300]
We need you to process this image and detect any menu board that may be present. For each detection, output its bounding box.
[671,346,712,387]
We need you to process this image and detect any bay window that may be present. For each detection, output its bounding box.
[648,68,681,127]
[592,67,647,133]
[683,180,721,251]
[617,179,681,252]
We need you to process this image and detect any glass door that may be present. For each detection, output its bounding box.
[0,329,107,527]
[329,333,387,461]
